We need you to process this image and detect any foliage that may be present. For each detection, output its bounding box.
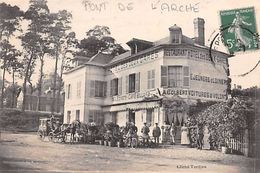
[231,86,259,99]
[0,3,23,108]
[162,96,189,124]
[188,98,253,148]
[3,83,22,108]
[0,2,23,39]
[48,10,72,113]
[20,0,53,111]
[77,25,126,57]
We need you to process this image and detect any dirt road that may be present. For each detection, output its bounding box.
[0,132,256,173]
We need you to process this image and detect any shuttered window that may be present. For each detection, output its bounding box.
[89,80,107,97]
[168,66,182,87]
[161,66,190,88]
[129,74,135,93]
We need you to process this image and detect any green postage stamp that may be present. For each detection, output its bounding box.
[220,7,259,53]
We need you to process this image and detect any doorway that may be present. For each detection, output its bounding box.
[128,110,135,124]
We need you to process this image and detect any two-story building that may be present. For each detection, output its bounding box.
[63,18,230,139]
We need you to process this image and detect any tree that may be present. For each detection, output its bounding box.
[49,10,72,113]
[6,49,23,108]
[56,31,78,112]
[24,0,53,111]
[20,0,51,111]
[78,25,126,57]
[0,41,21,108]
[0,3,23,39]
[0,3,23,108]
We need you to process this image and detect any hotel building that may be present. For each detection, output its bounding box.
[63,18,230,141]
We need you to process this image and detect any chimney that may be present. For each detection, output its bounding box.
[193,18,205,46]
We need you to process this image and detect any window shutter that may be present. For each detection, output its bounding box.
[135,72,140,92]
[90,80,95,97]
[152,70,155,89]
[118,77,122,95]
[183,66,190,87]
[110,80,113,96]
[161,66,168,87]
[147,70,151,89]
[126,75,129,94]
[103,82,107,97]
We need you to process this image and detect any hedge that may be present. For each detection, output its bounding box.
[0,108,63,132]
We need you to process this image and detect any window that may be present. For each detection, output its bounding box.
[76,110,80,121]
[129,74,135,93]
[172,33,181,44]
[90,80,107,97]
[111,112,117,124]
[168,66,182,87]
[110,78,118,96]
[67,111,71,124]
[148,70,155,89]
[146,109,154,127]
[89,110,103,125]
[126,73,140,93]
[67,84,71,99]
[76,81,81,98]
[161,66,190,88]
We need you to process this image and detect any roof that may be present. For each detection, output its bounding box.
[109,51,131,64]
[126,38,153,46]
[88,52,114,65]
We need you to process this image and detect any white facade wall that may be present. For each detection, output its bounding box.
[64,46,229,132]
[63,67,86,124]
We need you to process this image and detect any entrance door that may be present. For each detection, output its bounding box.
[129,110,135,124]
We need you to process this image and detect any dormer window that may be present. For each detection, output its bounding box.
[169,24,182,44]
[172,33,181,44]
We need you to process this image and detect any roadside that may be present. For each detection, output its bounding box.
[0,132,256,173]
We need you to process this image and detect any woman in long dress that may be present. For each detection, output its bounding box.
[228,11,252,49]
[181,123,190,145]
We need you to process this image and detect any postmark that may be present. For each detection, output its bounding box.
[219,7,259,53]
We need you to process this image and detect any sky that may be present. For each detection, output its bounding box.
[1,0,260,88]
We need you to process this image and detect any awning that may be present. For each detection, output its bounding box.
[103,105,126,112]
[126,101,160,110]
[103,101,160,112]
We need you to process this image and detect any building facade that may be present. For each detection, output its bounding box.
[63,18,230,139]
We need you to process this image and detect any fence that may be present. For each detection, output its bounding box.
[226,130,248,156]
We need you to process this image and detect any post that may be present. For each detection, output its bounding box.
[244,129,249,157]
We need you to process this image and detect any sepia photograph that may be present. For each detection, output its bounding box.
[0,0,259,172]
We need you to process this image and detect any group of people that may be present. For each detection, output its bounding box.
[124,122,161,146]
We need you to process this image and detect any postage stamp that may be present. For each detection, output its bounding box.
[220,7,259,54]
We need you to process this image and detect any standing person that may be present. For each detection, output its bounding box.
[141,122,150,145]
[152,123,161,145]
[197,124,204,150]
[181,123,190,146]
[170,123,177,145]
